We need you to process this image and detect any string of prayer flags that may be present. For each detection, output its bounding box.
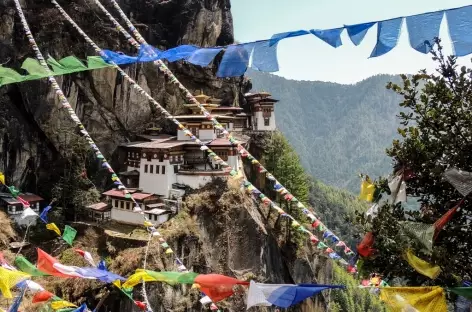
[0,267,30,298]
[404,249,441,279]
[359,176,376,202]
[13,0,146,231]
[62,225,77,246]
[380,286,447,312]
[70,303,88,312]
[246,281,345,309]
[46,223,61,236]
[123,270,199,288]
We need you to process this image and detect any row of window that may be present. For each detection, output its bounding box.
[114,200,134,210]
[7,203,40,214]
[144,164,166,174]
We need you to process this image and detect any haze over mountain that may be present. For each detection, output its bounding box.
[247,70,403,192]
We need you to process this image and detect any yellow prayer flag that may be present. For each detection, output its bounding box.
[50,300,77,310]
[112,280,122,288]
[46,223,61,236]
[404,249,441,279]
[143,221,153,227]
[0,172,5,185]
[165,248,173,254]
[191,283,201,289]
[359,178,375,202]
[0,267,30,298]
[122,270,158,288]
[380,286,447,312]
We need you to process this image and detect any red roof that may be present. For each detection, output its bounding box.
[208,138,246,147]
[86,202,110,211]
[102,189,154,200]
[20,193,44,202]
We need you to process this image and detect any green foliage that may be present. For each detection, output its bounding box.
[359,41,472,285]
[262,131,310,204]
[247,69,402,193]
[330,264,387,312]
[310,180,367,247]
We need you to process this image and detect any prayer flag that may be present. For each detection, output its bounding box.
[62,225,77,246]
[8,285,26,312]
[46,223,61,236]
[404,249,441,279]
[0,267,30,298]
[20,207,38,220]
[74,249,95,267]
[14,256,49,276]
[194,274,249,302]
[449,287,472,301]
[359,177,375,202]
[50,300,77,310]
[380,286,447,312]
[246,281,344,309]
[40,205,52,223]
[71,304,88,312]
[357,232,376,257]
[32,290,55,303]
[36,248,78,278]
[0,172,4,185]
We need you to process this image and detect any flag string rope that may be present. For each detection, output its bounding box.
[103,0,356,260]
[51,0,354,276]
[100,0,356,262]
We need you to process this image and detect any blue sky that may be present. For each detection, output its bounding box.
[232,0,472,83]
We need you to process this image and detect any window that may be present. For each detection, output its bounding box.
[162,166,166,175]
[120,201,124,209]
[126,202,130,210]
[114,200,118,208]
[8,205,15,213]
[150,165,154,174]
[156,165,160,174]
[264,118,270,126]
[159,154,164,162]
[147,154,152,161]
[174,165,179,173]
[144,164,148,173]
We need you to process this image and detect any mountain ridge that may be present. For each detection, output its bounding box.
[247,69,403,192]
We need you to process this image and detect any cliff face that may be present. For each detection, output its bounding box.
[0,0,248,192]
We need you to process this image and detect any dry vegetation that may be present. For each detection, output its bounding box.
[0,211,16,247]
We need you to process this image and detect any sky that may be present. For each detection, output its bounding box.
[232,0,472,84]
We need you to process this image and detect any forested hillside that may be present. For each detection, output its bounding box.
[247,70,403,192]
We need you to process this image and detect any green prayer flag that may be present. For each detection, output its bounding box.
[14,256,49,276]
[317,242,328,249]
[401,221,434,254]
[21,58,50,78]
[449,287,472,300]
[87,56,111,69]
[58,56,87,71]
[47,56,68,75]
[144,271,198,285]
[0,66,26,86]
[62,225,77,246]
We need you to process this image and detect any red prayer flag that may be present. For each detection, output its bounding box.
[357,232,376,258]
[36,248,76,278]
[312,219,321,228]
[194,274,249,302]
[32,290,55,303]
[134,301,147,310]
[433,199,464,240]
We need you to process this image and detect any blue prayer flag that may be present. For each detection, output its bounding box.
[310,28,343,48]
[370,18,404,57]
[39,205,52,223]
[216,43,255,77]
[251,40,279,72]
[406,11,444,54]
[345,22,375,46]
[187,48,223,66]
[269,30,310,46]
[446,6,472,56]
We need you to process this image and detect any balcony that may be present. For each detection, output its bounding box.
[184,157,207,165]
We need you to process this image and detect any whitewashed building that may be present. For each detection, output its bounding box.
[0,192,43,226]
[245,92,279,131]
